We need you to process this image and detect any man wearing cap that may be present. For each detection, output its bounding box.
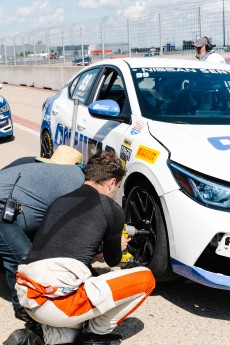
[0,145,84,322]
[192,36,225,63]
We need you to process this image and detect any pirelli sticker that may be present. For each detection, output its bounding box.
[135,145,160,164]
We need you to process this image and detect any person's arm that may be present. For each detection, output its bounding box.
[1,157,35,170]
[102,199,126,267]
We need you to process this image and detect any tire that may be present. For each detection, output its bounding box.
[125,181,175,281]
[40,131,53,158]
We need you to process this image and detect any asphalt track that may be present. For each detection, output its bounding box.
[0,84,230,345]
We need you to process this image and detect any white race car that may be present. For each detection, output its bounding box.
[40,57,230,289]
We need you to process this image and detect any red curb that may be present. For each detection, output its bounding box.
[12,114,40,132]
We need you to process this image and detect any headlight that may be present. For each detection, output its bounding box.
[0,103,10,113]
[168,161,230,212]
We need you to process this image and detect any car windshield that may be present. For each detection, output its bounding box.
[131,67,230,124]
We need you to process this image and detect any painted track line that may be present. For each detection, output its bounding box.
[14,123,40,137]
[12,113,40,137]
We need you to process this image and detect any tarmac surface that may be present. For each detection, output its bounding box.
[0,84,230,345]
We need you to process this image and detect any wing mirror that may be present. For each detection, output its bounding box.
[88,99,129,123]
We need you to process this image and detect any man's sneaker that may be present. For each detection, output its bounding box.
[77,332,122,345]
[3,329,29,345]
[3,329,44,345]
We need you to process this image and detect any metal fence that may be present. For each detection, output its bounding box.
[0,0,229,66]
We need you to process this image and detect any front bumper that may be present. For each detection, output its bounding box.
[163,189,230,289]
[172,258,230,290]
[0,117,13,137]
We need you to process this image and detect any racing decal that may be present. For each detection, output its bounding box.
[131,120,144,135]
[135,145,160,164]
[133,68,230,75]
[93,121,120,142]
[55,124,70,146]
[79,74,92,91]
[124,137,132,147]
[208,136,230,151]
[120,145,132,162]
[54,123,115,164]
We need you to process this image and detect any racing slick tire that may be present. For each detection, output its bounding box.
[124,180,176,282]
[40,130,53,158]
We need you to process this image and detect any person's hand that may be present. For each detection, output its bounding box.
[93,252,104,263]
[121,235,131,251]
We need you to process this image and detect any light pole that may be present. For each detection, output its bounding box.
[223,0,226,47]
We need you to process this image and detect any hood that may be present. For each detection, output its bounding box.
[148,121,230,182]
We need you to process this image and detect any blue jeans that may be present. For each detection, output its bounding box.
[0,216,31,313]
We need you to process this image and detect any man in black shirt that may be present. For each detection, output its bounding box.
[5,151,155,345]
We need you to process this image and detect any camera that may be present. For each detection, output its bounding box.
[2,197,18,223]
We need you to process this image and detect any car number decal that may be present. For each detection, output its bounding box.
[135,145,160,164]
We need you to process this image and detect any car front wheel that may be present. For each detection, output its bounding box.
[40,130,53,158]
[125,181,175,281]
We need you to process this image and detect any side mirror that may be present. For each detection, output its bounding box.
[88,99,129,123]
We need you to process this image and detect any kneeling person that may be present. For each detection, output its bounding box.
[5,151,155,345]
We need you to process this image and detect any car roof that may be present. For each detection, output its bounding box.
[90,57,230,71]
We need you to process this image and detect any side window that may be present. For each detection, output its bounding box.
[96,69,129,113]
[70,68,100,105]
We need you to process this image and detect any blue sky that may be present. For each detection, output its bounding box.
[0,0,207,37]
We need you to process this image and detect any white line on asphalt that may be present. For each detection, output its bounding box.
[14,123,40,137]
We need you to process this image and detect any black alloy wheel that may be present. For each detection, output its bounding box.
[40,131,53,158]
[125,181,174,281]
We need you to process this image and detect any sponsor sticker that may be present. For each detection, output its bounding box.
[131,121,144,135]
[93,104,109,111]
[120,145,132,162]
[135,145,160,164]
[124,137,132,147]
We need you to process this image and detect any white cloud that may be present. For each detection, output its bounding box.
[6,1,65,31]
[78,0,121,10]
[116,1,147,19]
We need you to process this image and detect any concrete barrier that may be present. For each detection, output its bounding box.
[0,65,83,91]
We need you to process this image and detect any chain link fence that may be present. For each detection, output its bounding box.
[0,0,229,66]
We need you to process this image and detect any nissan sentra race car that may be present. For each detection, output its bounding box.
[40,57,230,289]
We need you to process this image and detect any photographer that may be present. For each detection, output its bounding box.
[192,36,225,63]
[0,145,84,322]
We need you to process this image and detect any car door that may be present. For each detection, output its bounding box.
[73,66,132,164]
[52,67,101,150]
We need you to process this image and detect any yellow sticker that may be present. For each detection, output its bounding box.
[135,145,160,164]
[124,138,132,147]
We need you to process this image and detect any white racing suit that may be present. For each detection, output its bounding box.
[16,258,155,344]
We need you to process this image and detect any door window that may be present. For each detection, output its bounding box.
[70,68,100,105]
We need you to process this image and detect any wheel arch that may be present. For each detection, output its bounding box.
[124,171,160,200]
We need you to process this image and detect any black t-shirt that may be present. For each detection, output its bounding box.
[26,184,125,268]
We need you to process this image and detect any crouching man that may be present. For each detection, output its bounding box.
[4,151,155,345]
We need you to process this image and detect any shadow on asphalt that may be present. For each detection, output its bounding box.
[152,279,230,321]
[0,135,15,144]
[113,317,144,340]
